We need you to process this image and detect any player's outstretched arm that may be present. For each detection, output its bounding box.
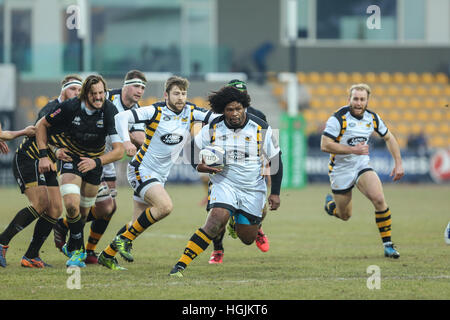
[383,131,404,181]
[0,122,35,141]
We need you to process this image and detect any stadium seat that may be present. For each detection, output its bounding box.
[401,85,414,96]
[369,97,379,108]
[379,72,392,84]
[315,85,329,96]
[297,72,307,83]
[417,110,429,121]
[324,98,336,109]
[191,97,208,108]
[381,98,394,109]
[143,96,158,106]
[387,85,400,97]
[317,110,329,122]
[364,72,377,84]
[330,85,345,96]
[444,85,450,96]
[372,85,386,96]
[387,110,401,122]
[350,72,364,83]
[429,85,442,96]
[395,123,409,135]
[310,98,322,109]
[307,72,322,84]
[416,85,428,96]
[271,84,284,97]
[420,72,434,84]
[395,98,408,109]
[323,72,336,83]
[435,72,449,84]
[403,110,415,122]
[423,98,435,110]
[424,123,437,135]
[336,72,349,84]
[430,136,446,148]
[392,72,406,84]
[410,123,423,134]
[408,97,422,109]
[438,122,449,135]
[430,110,443,121]
[406,72,420,84]
[35,96,49,109]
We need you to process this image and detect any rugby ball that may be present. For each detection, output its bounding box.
[199,145,225,168]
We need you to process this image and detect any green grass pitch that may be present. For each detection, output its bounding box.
[0,183,449,300]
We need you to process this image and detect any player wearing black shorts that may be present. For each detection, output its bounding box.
[36,74,124,268]
[0,74,82,268]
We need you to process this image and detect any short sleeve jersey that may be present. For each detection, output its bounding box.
[45,98,119,158]
[323,105,388,171]
[195,113,280,191]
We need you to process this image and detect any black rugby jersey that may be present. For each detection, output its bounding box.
[16,98,62,161]
[45,97,118,158]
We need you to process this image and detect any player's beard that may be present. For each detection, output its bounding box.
[167,97,185,113]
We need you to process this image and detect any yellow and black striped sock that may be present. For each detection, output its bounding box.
[176,228,212,269]
[325,200,337,217]
[375,208,392,244]
[121,208,157,241]
[86,213,112,252]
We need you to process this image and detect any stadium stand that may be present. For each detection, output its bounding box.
[269,71,449,149]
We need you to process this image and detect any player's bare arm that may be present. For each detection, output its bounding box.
[321,135,369,155]
[383,131,404,181]
[35,117,54,173]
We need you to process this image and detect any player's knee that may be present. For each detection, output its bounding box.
[32,197,50,215]
[156,201,173,218]
[370,194,386,209]
[65,203,79,218]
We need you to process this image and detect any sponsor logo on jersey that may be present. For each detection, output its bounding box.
[227,150,248,161]
[160,133,183,145]
[96,119,104,128]
[49,108,62,118]
[63,163,73,170]
[347,136,368,146]
[72,116,81,126]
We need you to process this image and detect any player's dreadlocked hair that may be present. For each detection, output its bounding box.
[208,86,251,114]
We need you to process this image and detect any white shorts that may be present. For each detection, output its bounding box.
[329,164,373,194]
[209,182,266,225]
[127,164,164,203]
[102,162,116,181]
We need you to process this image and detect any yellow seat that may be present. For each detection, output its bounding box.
[420,72,434,84]
[35,96,49,109]
[435,72,448,84]
[423,98,435,110]
[297,72,307,83]
[409,97,422,109]
[324,98,336,109]
[438,98,449,109]
[438,122,449,135]
[392,72,406,84]
[429,85,442,96]
[364,72,377,84]
[410,123,423,135]
[322,72,336,84]
[395,122,409,135]
[424,123,437,135]
[372,85,386,96]
[403,110,415,121]
[381,98,394,109]
[401,85,414,96]
[350,72,364,83]
[317,110,329,122]
[191,97,208,108]
[416,85,428,96]
[407,72,420,84]
[379,72,392,84]
[430,135,446,148]
[336,72,349,84]
[330,85,345,96]
[395,98,408,109]
[387,110,401,122]
[368,97,379,108]
[338,97,348,107]
[310,98,322,109]
[315,85,328,96]
[417,110,429,121]
[430,110,443,121]
[444,85,450,96]
[308,72,322,84]
[302,109,315,122]
[272,84,284,97]
[387,85,400,97]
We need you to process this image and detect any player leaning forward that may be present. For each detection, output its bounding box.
[36,75,124,267]
[169,85,283,277]
[98,76,217,270]
[321,83,404,259]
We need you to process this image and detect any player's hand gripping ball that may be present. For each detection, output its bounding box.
[199,145,226,168]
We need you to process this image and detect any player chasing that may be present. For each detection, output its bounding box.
[36,74,124,268]
[52,70,147,264]
[169,85,283,277]
[0,75,82,268]
[321,83,404,259]
[97,75,217,270]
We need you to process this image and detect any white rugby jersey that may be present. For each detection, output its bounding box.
[195,113,280,191]
[323,105,388,172]
[115,101,216,181]
[104,89,144,153]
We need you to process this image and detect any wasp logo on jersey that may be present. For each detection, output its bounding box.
[347,137,368,146]
[160,133,183,145]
